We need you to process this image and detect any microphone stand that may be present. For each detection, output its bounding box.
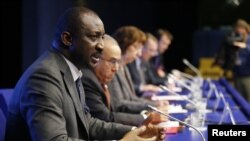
[182,58,204,87]
[169,74,205,102]
[172,69,194,80]
[183,58,201,77]
[159,85,198,108]
[168,74,196,93]
[219,92,236,125]
[148,105,206,141]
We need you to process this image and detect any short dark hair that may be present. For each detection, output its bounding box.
[156,28,173,41]
[54,7,98,43]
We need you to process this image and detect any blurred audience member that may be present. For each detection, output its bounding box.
[214,19,250,102]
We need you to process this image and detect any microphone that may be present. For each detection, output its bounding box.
[159,85,197,108]
[171,70,194,86]
[168,74,196,93]
[172,69,194,80]
[182,58,201,76]
[147,105,206,141]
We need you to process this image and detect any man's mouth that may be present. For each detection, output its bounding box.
[108,74,115,80]
[105,76,113,82]
[90,52,101,64]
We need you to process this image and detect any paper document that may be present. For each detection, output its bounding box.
[151,95,188,101]
[157,121,180,127]
[168,104,188,114]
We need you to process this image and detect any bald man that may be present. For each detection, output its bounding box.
[82,34,145,126]
[82,34,166,126]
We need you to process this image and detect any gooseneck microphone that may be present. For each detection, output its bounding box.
[159,85,197,107]
[183,58,201,76]
[168,74,196,93]
[147,105,206,141]
[172,69,194,80]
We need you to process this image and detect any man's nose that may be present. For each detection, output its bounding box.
[136,48,142,57]
[95,39,104,53]
[112,63,120,72]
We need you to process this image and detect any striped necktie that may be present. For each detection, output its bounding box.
[76,77,89,113]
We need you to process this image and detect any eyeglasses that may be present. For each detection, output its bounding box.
[145,47,157,53]
[99,56,121,67]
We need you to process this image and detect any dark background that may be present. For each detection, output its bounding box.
[1,0,249,88]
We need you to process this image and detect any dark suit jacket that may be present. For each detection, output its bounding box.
[5,48,131,141]
[109,66,157,114]
[150,55,168,82]
[82,68,144,126]
[127,60,165,96]
[141,60,166,85]
[126,61,142,96]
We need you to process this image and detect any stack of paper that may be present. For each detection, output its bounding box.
[157,121,179,127]
[151,95,188,101]
[157,121,180,134]
[168,104,188,114]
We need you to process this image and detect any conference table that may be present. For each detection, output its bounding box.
[1,78,250,141]
[161,78,250,141]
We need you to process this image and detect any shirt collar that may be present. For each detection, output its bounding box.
[135,57,141,69]
[63,56,82,82]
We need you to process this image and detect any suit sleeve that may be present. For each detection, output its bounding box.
[109,76,148,114]
[82,74,144,126]
[145,62,166,85]
[126,62,143,96]
[19,69,85,141]
[246,36,250,51]
[86,112,132,140]
[129,93,158,107]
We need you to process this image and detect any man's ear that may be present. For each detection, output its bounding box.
[61,31,73,47]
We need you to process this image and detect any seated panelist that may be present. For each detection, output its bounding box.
[127,33,165,97]
[5,7,164,141]
[82,34,167,126]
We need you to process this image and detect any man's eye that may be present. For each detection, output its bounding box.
[110,60,117,64]
[89,35,98,39]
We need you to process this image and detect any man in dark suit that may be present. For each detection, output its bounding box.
[82,34,144,126]
[82,35,166,126]
[5,7,164,141]
[151,29,173,80]
[139,34,167,86]
[127,33,164,97]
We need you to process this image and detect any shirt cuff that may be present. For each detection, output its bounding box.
[131,126,137,130]
[140,110,149,119]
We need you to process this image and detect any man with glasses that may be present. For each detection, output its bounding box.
[82,34,166,126]
[151,29,173,80]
